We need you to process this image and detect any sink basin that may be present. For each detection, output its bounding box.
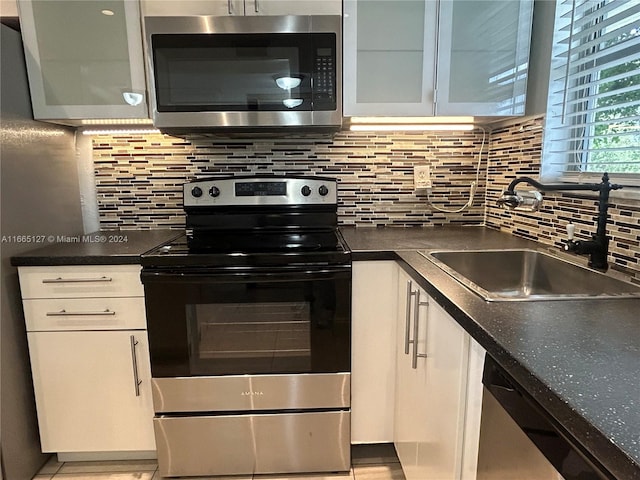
[420,249,640,301]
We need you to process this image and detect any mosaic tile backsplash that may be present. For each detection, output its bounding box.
[92,118,639,280]
[93,129,488,228]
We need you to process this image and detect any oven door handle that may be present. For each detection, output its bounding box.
[141,267,351,283]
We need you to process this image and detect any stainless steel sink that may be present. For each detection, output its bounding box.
[420,249,640,301]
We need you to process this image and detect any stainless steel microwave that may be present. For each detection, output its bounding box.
[144,15,342,135]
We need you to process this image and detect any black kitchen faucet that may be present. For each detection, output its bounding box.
[497,173,623,271]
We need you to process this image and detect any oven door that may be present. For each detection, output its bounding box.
[141,266,351,379]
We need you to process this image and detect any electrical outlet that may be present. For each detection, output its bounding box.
[414,165,432,189]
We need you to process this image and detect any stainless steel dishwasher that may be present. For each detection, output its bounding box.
[476,355,614,480]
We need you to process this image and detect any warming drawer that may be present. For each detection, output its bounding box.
[154,410,350,477]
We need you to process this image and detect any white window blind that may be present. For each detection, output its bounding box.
[542,0,640,184]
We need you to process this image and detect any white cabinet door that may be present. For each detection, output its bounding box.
[141,0,245,16]
[245,0,341,16]
[416,299,470,479]
[18,0,148,122]
[394,269,419,474]
[343,0,438,116]
[27,330,155,453]
[394,269,433,479]
[461,339,486,480]
[435,0,533,116]
[142,0,339,16]
[351,261,398,443]
[395,267,475,480]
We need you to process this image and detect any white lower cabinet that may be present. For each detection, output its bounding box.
[351,261,398,443]
[18,265,155,458]
[349,260,487,477]
[27,330,155,453]
[394,267,485,480]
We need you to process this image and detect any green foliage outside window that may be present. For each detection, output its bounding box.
[588,28,640,173]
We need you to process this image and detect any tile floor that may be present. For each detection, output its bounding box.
[32,444,406,480]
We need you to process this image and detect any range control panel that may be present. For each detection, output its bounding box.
[184,176,337,207]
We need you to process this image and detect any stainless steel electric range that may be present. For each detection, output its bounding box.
[141,175,351,478]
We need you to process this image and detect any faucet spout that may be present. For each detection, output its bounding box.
[497,173,623,271]
[495,193,522,209]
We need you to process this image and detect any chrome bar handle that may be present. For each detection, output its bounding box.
[42,276,112,284]
[404,280,416,354]
[254,0,260,13]
[412,291,429,369]
[130,335,142,397]
[46,309,116,316]
[227,0,233,14]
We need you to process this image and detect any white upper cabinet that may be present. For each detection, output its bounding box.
[141,0,244,16]
[244,0,341,16]
[18,0,148,123]
[343,0,438,116]
[343,0,533,117]
[141,0,340,17]
[436,0,533,116]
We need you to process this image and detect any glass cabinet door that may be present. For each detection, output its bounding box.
[142,0,340,17]
[141,0,245,17]
[343,0,438,116]
[244,0,342,16]
[435,0,534,116]
[18,0,148,121]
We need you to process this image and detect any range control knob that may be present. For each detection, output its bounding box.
[191,186,203,198]
[318,185,329,196]
[209,186,220,197]
[301,185,312,197]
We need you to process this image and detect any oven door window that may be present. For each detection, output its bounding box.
[144,272,350,377]
[187,301,312,374]
[151,33,336,112]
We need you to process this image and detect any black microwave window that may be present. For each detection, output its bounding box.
[152,33,336,113]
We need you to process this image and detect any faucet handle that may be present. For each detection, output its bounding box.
[567,223,576,241]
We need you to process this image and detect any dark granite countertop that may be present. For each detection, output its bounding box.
[341,225,640,480]
[10,224,639,477]
[10,230,180,266]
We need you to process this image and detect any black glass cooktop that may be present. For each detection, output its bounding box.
[141,231,351,269]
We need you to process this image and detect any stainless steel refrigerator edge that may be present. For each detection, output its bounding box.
[0,23,84,479]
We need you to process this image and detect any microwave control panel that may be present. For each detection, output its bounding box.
[313,46,336,110]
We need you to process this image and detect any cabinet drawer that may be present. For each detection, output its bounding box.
[18,265,143,299]
[24,297,147,331]
[155,411,350,477]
